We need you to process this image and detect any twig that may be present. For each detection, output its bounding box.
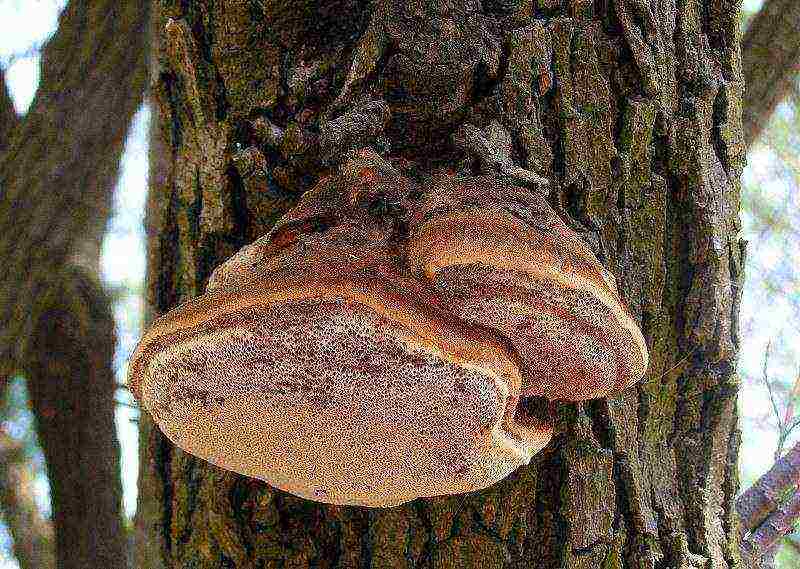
[781,367,800,428]
[762,341,784,437]
[115,398,140,410]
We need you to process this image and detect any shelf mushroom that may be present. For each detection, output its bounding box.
[127,149,554,507]
[406,174,649,401]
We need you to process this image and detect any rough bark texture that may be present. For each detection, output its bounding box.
[141,1,746,567]
[0,0,150,365]
[20,266,127,569]
[741,0,800,148]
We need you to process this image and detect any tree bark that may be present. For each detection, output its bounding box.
[741,491,800,568]
[737,441,800,538]
[140,1,747,567]
[741,0,800,148]
[0,69,17,155]
[736,441,800,568]
[0,69,20,384]
[0,63,55,569]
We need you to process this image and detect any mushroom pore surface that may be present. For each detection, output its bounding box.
[132,291,552,507]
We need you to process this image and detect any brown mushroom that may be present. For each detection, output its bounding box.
[406,174,649,401]
[128,150,553,507]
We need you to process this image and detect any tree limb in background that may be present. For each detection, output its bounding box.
[0,431,55,569]
[0,63,56,569]
[22,266,127,569]
[0,2,149,566]
[0,57,56,569]
[0,69,19,389]
[0,70,17,155]
[742,0,800,148]
[0,0,150,365]
[741,491,800,567]
[736,440,800,565]
[743,345,800,565]
[737,442,800,532]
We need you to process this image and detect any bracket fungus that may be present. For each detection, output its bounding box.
[128,147,648,508]
[406,174,649,401]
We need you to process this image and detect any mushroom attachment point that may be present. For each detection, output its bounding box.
[127,149,555,507]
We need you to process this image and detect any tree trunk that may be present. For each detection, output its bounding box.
[0,2,151,567]
[140,1,747,567]
[0,26,138,569]
[0,70,17,155]
[0,0,149,365]
[22,266,128,569]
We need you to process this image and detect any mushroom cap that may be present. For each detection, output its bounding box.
[206,147,414,293]
[129,199,552,507]
[128,161,647,507]
[406,175,649,400]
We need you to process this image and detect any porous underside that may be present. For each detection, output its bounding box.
[141,297,546,506]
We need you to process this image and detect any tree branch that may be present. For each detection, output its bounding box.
[737,441,800,534]
[742,0,800,148]
[0,71,18,387]
[0,73,54,569]
[741,490,800,566]
[760,342,785,438]
[0,69,18,155]
[0,416,55,569]
[22,266,128,569]
[0,0,150,366]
